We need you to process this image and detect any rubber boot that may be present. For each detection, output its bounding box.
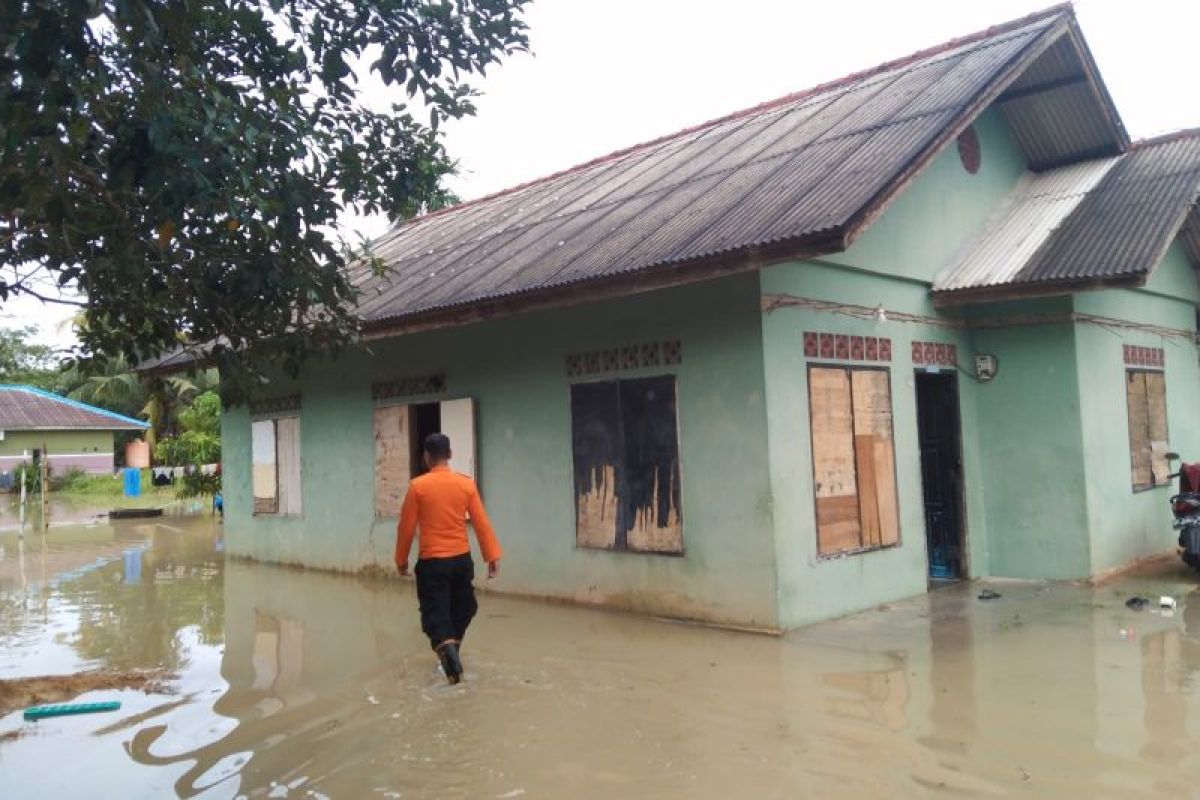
[436,640,463,685]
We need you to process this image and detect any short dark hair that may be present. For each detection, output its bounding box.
[424,432,451,460]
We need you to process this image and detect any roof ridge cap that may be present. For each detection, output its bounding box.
[393,3,1074,231]
[1130,127,1200,150]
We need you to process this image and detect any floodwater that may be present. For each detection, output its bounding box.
[2,506,1200,798]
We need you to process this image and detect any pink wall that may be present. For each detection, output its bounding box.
[0,453,115,475]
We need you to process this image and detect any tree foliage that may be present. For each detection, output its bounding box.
[156,389,222,497]
[0,0,530,402]
[0,324,56,387]
[155,389,221,466]
[55,355,218,452]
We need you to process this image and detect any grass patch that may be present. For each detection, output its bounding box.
[51,469,173,499]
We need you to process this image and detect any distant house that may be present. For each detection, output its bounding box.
[210,6,1200,630]
[0,385,149,477]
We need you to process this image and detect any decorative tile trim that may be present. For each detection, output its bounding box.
[566,340,682,377]
[372,373,447,401]
[911,340,959,367]
[250,395,301,417]
[1123,344,1164,369]
[803,332,891,363]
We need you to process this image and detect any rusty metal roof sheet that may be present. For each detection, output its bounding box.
[0,386,149,431]
[357,6,1117,331]
[936,132,1200,297]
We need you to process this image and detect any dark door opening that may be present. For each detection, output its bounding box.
[410,402,442,477]
[916,372,966,580]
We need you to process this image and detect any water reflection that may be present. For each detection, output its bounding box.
[0,516,223,678]
[3,517,1200,798]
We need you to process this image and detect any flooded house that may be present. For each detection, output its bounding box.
[0,385,149,477]
[217,6,1200,630]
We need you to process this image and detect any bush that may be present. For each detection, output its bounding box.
[51,467,90,492]
[11,461,42,493]
[177,471,221,499]
[155,389,222,499]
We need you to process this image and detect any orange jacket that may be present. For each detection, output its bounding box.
[395,465,502,565]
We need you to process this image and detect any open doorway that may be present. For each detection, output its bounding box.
[915,372,966,580]
[409,402,442,478]
[373,397,478,519]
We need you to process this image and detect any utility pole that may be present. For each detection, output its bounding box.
[40,442,49,532]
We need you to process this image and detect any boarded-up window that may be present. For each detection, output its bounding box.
[374,405,412,518]
[252,415,302,515]
[1127,370,1170,490]
[571,376,682,554]
[373,398,477,518]
[809,366,900,556]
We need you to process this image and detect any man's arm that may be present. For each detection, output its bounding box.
[466,484,502,577]
[395,484,419,575]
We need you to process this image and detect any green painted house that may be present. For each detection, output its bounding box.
[0,385,149,478]
[216,6,1200,630]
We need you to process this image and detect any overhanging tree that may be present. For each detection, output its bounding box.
[0,0,529,401]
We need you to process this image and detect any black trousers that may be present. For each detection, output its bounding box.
[414,553,478,649]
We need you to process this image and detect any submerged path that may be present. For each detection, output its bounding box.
[1,503,1199,798]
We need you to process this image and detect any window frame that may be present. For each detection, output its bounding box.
[1126,366,1170,493]
[568,374,685,557]
[251,413,303,518]
[806,362,902,559]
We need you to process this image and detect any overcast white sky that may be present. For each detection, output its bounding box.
[7,0,1198,350]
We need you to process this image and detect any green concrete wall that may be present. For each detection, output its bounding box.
[760,261,998,627]
[1073,241,1200,573]
[966,315,1092,578]
[221,275,780,629]
[823,108,1028,283]
[1135,241,1200,305]
[0,430,113,457]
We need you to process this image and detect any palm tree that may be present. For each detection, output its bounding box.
[58,355,217,453]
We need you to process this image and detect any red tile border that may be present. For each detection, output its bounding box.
[805,331,891,363]
[1123,344,1164,369]
[912,340,959,367]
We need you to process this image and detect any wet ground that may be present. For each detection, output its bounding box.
[2,504,1200,798]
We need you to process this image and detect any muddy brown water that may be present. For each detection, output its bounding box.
[2,502,1200,798]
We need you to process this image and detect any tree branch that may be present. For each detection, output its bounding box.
[9,285,87,308]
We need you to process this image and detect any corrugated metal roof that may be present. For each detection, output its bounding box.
[356,6,1118,331]
[935,132,1200,297]
[934,158,1118,291]
[1018,135,1200,283]
[0,386,149,431]
[995,34,1125,169]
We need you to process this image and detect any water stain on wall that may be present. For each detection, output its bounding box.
[571,376,682,554]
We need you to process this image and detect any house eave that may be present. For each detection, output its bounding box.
[361,232,846,341]
[931,273,1146,307]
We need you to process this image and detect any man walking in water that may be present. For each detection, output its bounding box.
[396,433,502,684]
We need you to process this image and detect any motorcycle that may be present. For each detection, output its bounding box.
[1168,452,1200,570]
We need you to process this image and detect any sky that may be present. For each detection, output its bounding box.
[6,0,1198,350]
